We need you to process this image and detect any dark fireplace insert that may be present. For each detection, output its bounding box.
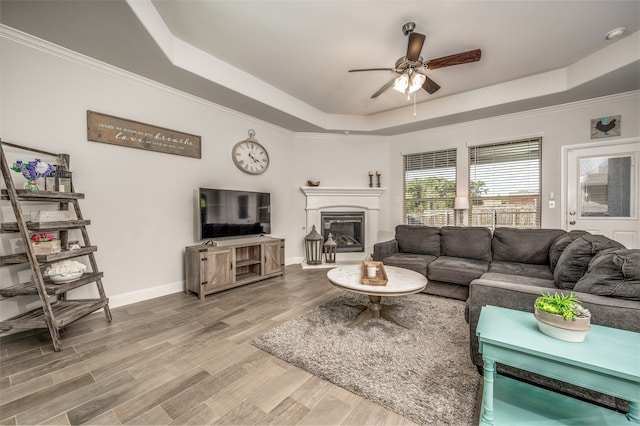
[321,211,365,253]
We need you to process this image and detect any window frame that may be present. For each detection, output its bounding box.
[468,138,542,230]
[402,148,457,227]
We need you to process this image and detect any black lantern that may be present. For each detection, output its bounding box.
[324,233,337,263]
[45,167,73,193]
[304,225,323,265]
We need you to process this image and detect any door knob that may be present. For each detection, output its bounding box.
[569,211,576,216]
[569,220,576,225]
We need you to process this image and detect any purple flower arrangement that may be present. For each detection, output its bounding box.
[11,159,56,181]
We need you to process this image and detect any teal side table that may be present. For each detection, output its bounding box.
[476,305,640,425]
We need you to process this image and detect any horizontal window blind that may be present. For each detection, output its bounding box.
[468,138,541,229]
[403,149,457,226]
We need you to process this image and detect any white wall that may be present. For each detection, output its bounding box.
[386,92,639,233]
[290,133,391,258]
[1,30,638,319]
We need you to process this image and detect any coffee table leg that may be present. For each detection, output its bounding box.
[346,296,412,329]
[345,305,373,327]
[380,308,412,329]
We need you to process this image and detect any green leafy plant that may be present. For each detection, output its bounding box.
[535,292,591,321]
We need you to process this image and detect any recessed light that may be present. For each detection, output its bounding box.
[605,27,626,40]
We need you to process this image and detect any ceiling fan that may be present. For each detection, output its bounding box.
[349,22,481,99]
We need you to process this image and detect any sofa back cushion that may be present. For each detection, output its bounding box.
[574,249,640,300]
[492,228,566,265]
[549,230,591,271]
[395,225,441,256]
[554,234,626,289]
[440,226,492,262]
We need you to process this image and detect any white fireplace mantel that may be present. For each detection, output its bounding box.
[301,186,385,263]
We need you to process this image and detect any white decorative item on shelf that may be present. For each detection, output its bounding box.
[49,272,83,284]
[31,210,71,223]
[45,259,87,279]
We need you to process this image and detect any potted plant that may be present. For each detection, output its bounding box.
[534,292,591,342]
[11,158,56,190]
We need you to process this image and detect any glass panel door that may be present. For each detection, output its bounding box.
[579,155,633,217]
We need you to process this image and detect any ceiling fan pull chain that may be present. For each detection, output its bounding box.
[413,93,417,118]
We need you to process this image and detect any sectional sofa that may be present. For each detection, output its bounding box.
[373,225,640,411]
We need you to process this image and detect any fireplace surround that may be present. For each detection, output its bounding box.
[301,186,385,263]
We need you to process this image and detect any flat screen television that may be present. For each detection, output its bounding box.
[198,188,271,240]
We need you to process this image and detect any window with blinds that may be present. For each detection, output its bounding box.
[468,138,541,229]
[403,149,457,226]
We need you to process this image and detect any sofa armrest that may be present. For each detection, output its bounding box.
[373,239,399,261]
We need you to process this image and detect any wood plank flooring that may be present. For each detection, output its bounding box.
[0,266,419,425]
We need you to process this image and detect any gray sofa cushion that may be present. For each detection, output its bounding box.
[549,230,591,271]
[428,256,489,285]
[492,227,566,265]
[440,226,492,262]
[574,249,640,300]
[488,261,553,280]
[382,253,437,276]
[395,225,440,256]
[475,272,556,289]
[554,235,626,290]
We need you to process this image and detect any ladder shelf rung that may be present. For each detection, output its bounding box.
[1,220,91,233]
[1,189,85,201]
[0,272,104,297]
[0,246,98,266]
[0,299,109,332]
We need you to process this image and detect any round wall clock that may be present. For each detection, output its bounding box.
[232,129,269,175]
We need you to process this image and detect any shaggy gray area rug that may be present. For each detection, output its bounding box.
[251,293,480,425]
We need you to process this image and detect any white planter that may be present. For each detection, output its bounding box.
[534,308,591,343]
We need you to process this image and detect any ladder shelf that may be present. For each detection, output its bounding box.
[0,140,111,351]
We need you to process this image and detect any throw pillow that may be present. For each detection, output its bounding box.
[574,249,640,300]
[492,227,566,265]
[554,234,626,289]
[440,226,492,262]
[549,230,591,271]
[395,225,441,256]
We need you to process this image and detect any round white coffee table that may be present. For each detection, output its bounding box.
[326,264,427,329]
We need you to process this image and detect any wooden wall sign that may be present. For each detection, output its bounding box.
[87,110,201,158]
[590,115,621,139]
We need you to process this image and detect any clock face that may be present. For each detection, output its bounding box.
[232,140,269,174]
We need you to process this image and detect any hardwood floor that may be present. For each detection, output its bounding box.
[0,266,418,425]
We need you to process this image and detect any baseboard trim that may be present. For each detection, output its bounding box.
[108,281,184,309]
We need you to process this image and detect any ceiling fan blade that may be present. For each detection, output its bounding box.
[348,68,395,72]
[422,76,441,94]
[406,32,426,62]
[371,78,397,98]
[425,49,481,70]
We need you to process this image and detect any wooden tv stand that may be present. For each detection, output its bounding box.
[185,237,285,300]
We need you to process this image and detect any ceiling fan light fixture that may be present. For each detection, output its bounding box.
[393,72,425,95]
[393,74,409,93]
[409,73,426,94]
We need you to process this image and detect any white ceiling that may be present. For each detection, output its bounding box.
[1,0,639,135]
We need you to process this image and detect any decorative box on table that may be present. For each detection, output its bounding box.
[361,260,388,286]
[30,210,71,223]
[31,240,61,255]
